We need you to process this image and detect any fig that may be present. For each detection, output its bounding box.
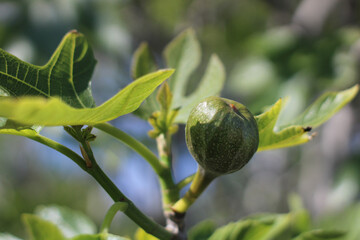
[172,97,259,214]
[186,96,259,176]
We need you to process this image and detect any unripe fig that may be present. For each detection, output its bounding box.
[186,96,259,176]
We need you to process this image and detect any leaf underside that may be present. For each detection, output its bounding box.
[256,84,358,151]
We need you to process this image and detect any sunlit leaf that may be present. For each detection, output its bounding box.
[34,205,96,238]
[22,214,65,240]
[285,84,359,128]
[256,98,310,151]
[0,70,173,126]
[256,85,358,151]
[0,30,96,109]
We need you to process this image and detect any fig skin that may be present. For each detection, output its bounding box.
[186,96,259,176]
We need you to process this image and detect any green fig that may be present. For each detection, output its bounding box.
[186,96,259,176]
[172,97,259,214]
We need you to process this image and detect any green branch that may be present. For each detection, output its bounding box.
[15,131,174,240]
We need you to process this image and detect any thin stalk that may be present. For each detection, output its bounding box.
[100,202,129,233]
[16,132,174,240]
[95,123,179,215]
[94,123,164,175]
[172,167,216,214]
[176,174,195,191]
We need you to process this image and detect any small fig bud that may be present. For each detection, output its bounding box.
[186,96,259,176]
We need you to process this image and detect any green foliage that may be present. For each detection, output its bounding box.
[147,82,179,138]
[184,195,343,240]
[0,27,358,240]
[205,212,343,240]
[1,206,130,240]
[0,30,172,127]
[229,27,360,113]
[132,29,226,123]
[255,85,358,151]
[188,220,216,240]
[0,30,96,109]
[0,69,172,126]
[293,230,344,240]
[22,214,65,240]
[34,205,97,238]
[319,204,360,240]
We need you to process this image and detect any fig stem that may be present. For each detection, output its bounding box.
[172,166,217,214]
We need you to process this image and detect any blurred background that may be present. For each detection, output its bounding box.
[0,0,359,238]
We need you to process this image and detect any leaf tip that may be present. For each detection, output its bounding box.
[160,68,176,77]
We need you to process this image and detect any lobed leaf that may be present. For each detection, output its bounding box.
[164,29,225,123]
[256,85,358,151]
[0,69,173,126]
[163,28,201,107]
[0,30,96,109]
[131,28,225,123]
[174,54,225,123]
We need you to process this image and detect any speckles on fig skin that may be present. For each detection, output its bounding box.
[186,96,259,176]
